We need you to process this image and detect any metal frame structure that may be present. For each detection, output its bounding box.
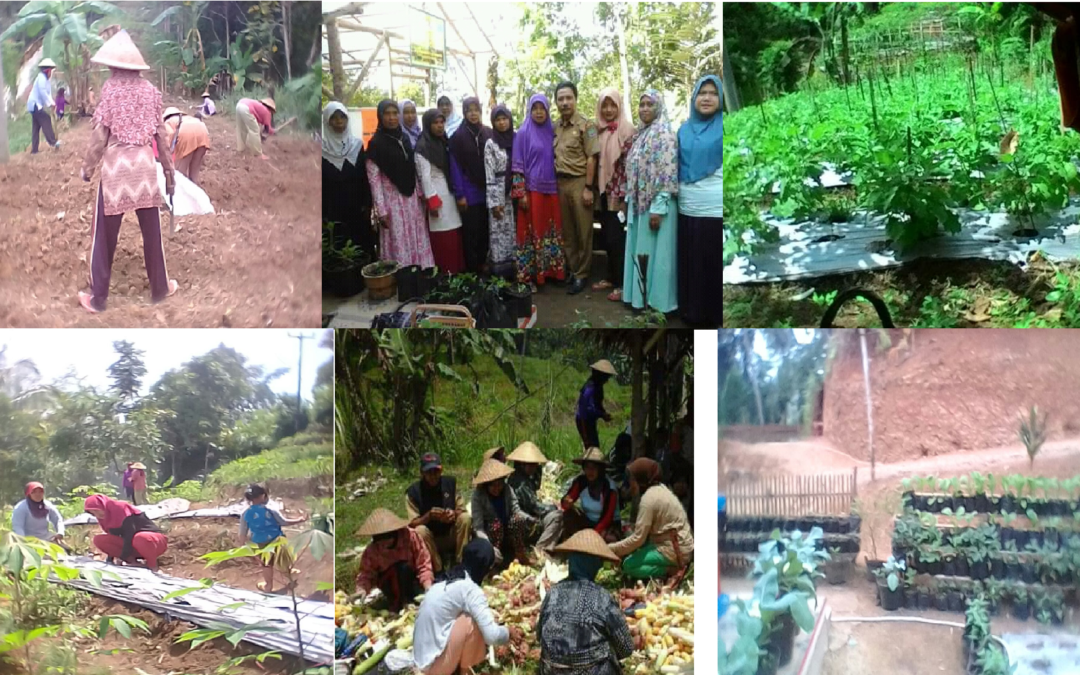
[322,1,500,106]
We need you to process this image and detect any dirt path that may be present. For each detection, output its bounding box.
[0,98,320,327]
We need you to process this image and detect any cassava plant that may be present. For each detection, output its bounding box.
[1019,405,1047,469]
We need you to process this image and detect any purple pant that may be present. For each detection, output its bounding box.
[89,184,169,311]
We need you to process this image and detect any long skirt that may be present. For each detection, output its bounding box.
[514,191,566,285]
[430,228,466,275]
[677,214,722,327]
[489,202,516,269]
[623,201,678,313]
[235,102,263,155]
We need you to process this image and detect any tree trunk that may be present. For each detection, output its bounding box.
[615,3,633,117]
[283,1,292,80]
[741,331,765,425]
[630,332,646,458]
[0,38,9,165]
[326,20,345,101]
[226,9,230,58]
[721,47,740,111]
[646,350,658,447]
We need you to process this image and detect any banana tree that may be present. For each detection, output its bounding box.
[151,1,210,75]
[0,1,122,113]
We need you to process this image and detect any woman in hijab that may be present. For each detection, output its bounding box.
[416,108,466,273]
[677,74,723,327]
[11,482,66,547]
[322,101,376,259]
[484,104,518,277]
[449,97,494,274]
[84,494,168,572]
[538,530,635,675]
[622,89,680,314]
[609,458,694,580]
[400,99,422,148]
[412,539,511,675]
[554,447,621,546]
[511,94,566,289]
[367,99,435,268]
[592,88,635,303]
[78,30,178,314]
[438,95,464,138]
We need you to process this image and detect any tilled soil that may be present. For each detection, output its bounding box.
[0,99,320,327]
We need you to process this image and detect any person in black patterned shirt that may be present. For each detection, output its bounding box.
[506,441,562,552]
[538,530,635,674]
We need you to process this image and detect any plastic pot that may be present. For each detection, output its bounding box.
[395,265,421,302]
[865,559,885,582]
[824,518,839,534]
[917,591,932,610]
[1020,562,1037,585]
[947,592,964,613]
[975,494,990,513]
[944,557,957,577]
[990,557,1005,580]
[757,644,780,675]
[769,613,797,667]
[998,496,1016,513]
[1011,600,1030,622]
[1013,530,1029,548]
[963,497,976,512]
[825,558,852,585]
[1044,529,1060,550]
[323,259,367,297]
[934,591,949,611]
[417,268,442,298]
[970,559,989,581]
[878,581,904,611]
[955,557,970,578]
[850,515,862,533]
[1005,559,1021,581]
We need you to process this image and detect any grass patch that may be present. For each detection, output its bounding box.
[219,82,317,133]
[209,438,331,487]
[6,112,32,156]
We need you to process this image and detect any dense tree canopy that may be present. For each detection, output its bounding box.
[720,330,829,427]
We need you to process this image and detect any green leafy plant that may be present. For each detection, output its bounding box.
[874,555,906,592]
[1019,405,1047,468]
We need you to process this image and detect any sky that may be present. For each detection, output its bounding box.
[0,329,333,401]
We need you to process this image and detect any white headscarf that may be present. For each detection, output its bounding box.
[322,101,363,170]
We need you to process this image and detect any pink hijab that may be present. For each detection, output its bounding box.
[84,494,141,530]
[595,87,634,193]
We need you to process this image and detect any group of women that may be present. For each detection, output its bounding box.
[321,74,721,326]
[352,437,694,675]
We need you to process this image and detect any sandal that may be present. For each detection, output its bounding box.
[78,291,100,314]
[607,289,623,302]
[591,280,614,291]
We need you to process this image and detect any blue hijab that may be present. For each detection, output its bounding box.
[677,74,722,184]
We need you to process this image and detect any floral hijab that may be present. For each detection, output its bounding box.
[625,89,679,214]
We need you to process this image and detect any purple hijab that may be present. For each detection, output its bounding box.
[511,94,557,195]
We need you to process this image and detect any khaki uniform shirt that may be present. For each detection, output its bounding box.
[553,111,600,177]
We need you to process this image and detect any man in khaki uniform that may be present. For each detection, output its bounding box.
[553,81,601,295]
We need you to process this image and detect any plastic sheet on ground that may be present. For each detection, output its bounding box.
[723,199,1080,285]
[999,632,1080,675]
[58,557,334,662]
[169,498,285,519]
[64,498,191,526]
[156,163,215,216]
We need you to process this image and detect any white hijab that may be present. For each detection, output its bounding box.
[322,101,364,170]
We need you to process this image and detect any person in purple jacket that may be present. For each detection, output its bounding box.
[122,462,136,502]
[576,359,617,449]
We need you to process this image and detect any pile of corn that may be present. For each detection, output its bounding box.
[537,461,566,503]
[335,590,417,648]
[626,584,695,674]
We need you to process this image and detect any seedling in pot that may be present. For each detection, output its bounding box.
[1019,407,1046,469]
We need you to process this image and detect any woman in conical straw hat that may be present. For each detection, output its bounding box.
[549,446,621,550]
[482,446,506,463]
[162,106,211,186]
[235,95,279,159]
[506,441,562,552]
[609,458,694,580]
[78,30,178,314]
[27,57,61,154]
[469,458,536,567]
[576,359,617,449]
[537,530,634,674]
[354,508,434,612]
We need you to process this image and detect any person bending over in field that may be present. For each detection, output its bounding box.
[240,484,306,593]
[354,508,434,612]
[84,494,168,572]
[406,453,471,574]
[538,530,634,674]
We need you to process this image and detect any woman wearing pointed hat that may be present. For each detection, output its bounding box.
[235,96,279,159]
[576,359,617,450]
[354,508,434,612]
[538,530,635,674]
[162,107,211,186]
[610,458,693,580]
[78,30,178,314]
[553,447,621,547]
[200,90,216,118]
[27,57,61,153]
[130,462,148,505]
[470,458,535,567]
[482,446,506,464]
[506,441,561,551]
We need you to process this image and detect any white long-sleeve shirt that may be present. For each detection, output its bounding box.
[412,577,508,669]
[11,498,64,540]
[416,153,463,233]
[27,71,54,114]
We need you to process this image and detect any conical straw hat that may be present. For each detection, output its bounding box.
[553,528,621,563]
[483,446,506,462]
[261,98,276,112]
[131,462,146,470]
[590,359,616,375]
[472,458,513,486]
[357,508,409,536]
[507,441,547,464]
[163,107,181,121]
[90,30,150,71]
[39,58,57,69]
[572,446,608,466]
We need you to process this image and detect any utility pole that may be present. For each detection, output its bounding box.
[0,36,9,165]
[288,332,313,419]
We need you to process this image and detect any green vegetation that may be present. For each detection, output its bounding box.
[208,435,331,488]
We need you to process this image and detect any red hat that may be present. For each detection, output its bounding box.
[25,482,44,497]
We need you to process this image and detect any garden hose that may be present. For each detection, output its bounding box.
[820,289,896,328]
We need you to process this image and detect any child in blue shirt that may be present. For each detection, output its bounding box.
[239,484,305,593]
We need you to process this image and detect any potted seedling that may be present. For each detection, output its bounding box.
[1010,585,1030,621]
[825,546,852,585]
[322,223,370,297]
[1020,406,1047,469]
[984,578,1005,615]
[752,528,829,667]
[361,260,401,301]
[874,556,906,611]
[963,595,990,663]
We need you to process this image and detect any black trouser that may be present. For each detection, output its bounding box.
[31,109,57,153]
[596,194,625,287]
[376,560,423,612]
[461,204,490,274]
